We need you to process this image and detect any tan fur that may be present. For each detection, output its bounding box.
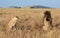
[7,17,18,31]
[43,17,51,31]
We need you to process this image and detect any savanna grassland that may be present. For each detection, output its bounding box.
[0,8,60,38]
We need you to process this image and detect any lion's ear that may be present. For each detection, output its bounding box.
[6,17,18,32]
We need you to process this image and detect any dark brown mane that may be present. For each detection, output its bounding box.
[44,11,51,18]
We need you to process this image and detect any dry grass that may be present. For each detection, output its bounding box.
[0,8,60,38]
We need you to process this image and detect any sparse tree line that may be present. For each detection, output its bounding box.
[9,6,21,8]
